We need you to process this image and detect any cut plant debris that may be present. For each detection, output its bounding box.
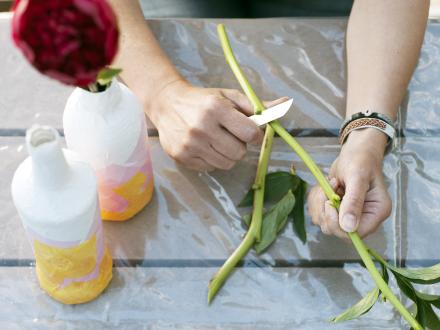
[208,23,440,330]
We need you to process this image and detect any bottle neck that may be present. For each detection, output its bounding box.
[26,126,70,188]
[76,79,121,114]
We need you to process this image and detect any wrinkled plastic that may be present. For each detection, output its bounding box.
[1,15,440,329]
[3,17,440,134]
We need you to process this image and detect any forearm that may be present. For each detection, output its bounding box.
[108,0,185,115]
[346,0,429,122]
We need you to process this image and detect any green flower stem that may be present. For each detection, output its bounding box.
[207,226,254,304]
[218,22,273,242]
[208,126,274,303]
[270,121,341,208]
[351,234,421,330]
[208,24,277,303]
[217,24,265,114]
[216,23,422,330]
[252,126,275,242]
[367,247,390,266]
[272,122,421,330]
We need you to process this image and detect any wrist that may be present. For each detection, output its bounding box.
[342,128,388,162]
[144,77,190,123]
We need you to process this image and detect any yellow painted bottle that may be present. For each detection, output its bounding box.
[11,125,113,304]
[63,79,154,221]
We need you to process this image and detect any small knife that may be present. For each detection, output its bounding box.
[248,98,293,126]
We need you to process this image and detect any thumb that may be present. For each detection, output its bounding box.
[220,89,254,116]
[339,175,370,233]
[263,97,290,108]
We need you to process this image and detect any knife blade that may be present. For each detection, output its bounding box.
[249,98,293,126]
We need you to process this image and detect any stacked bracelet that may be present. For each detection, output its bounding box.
[339,110,396,145]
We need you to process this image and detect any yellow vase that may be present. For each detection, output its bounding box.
[33,222,113,304]
[11,125,113,304]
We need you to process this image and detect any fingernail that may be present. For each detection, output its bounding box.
[341,214,358,232]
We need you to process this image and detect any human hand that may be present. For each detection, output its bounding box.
[307,128,392,239]
[149,79,282,171]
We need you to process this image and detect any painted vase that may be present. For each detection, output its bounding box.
[63,79,154,221]
[11,125,113,304]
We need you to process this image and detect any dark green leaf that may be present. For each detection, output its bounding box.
[395,274,418,303]
[416,299,440,330]
[331,287,380,323]
[238,171,300,207]
[97,67,122,86]
[291,180,307,244]
[380,262,389,285]
[238,190,254,208]
[394,273,440,329]
[254,191,295,254]
[265,172,300,203]
[394,276,424,328]
[379,262,389,302]
[388,263,440,284]
[416,292,440,309]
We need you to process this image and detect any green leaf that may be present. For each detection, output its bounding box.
[97,67,122,86]
[277,214,289,233]
[394,274,440,329]
[380,262,389,285]
[254,190,295,254]
[388,263,440,284]
[416,299,440,330]
[379,262,389,302]
[242,214,251,228]
[291,179,307,244]
[416,292,440,309]
[241,210,269,229]
[331,287,380,323]
[238,171,300,207]
[265,172,300,203]
[238,190,254,208]
[395,274,418,302]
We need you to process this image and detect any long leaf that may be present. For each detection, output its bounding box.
[395,274,418,302]
[380,262,389,285]
[331,287,380,323]
[415,299,440,330]
[238,171,300,207]
[395,274,440,329]
[416,292,440,309]
[291,179,307,243]
[254,190,295,254]
[389,263,440,284]
[379,262,389,302]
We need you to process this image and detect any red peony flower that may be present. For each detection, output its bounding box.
[11,0,119,87]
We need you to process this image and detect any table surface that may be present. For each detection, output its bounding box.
[1,13,440,329]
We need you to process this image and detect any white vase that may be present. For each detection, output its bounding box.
[11,125,113,304]
[63,80,154,221]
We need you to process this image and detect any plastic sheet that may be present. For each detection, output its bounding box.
[1,14,440,329]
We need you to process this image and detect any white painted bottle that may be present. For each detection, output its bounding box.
[63,79,154,221]
[11,125,113,304]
